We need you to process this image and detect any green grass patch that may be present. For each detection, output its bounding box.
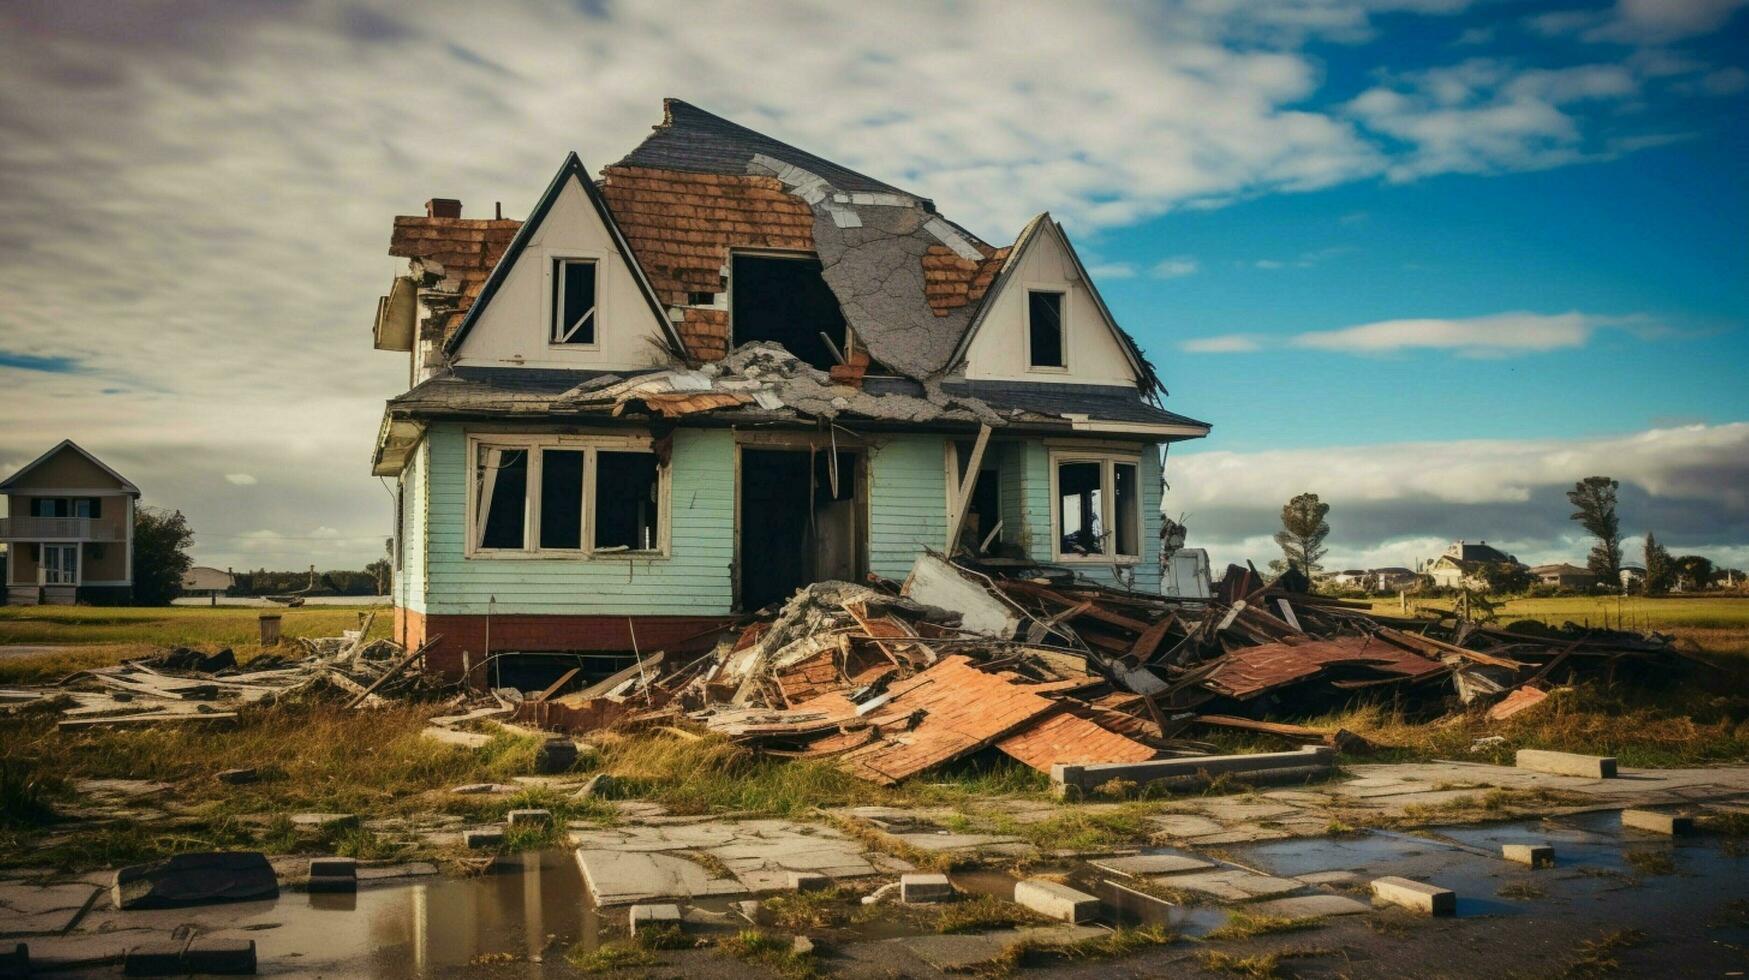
[565,941,658,973]
[991,924,1174,973]
[718,929,817,979]
[1205,910,1321,940]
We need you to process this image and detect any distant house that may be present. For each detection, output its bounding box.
[1425,540,1523,589]
[1531,562,1598,591]
[1327,569,1369,588]
[1370,567,1419,591]
[181,566,235,603]
[1619,564,1646,590]
[0,440,139,605]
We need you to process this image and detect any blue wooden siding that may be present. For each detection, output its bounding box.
[421,423,735,615]
[866,433,949,580]
[1009,439,1165,592]
[395,441,428,613]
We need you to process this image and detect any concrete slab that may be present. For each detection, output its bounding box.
[1621,810,1693,835]
[505,808,551,827]
[1371,876,1455,915]
[0,882,100,936]
[290,812,358,832]
[1014,879,1098,923]
[1517,750,1617,779]
[1247,894,1370,920]
[112,853,278,910]
[901,874,953,903]
[575,849,743,906]
[883,925,1108,972]
[1502,844,1554,868]
[1295,870,1360,886]
[1092,854,1214,877]
[1156,869,1302,902]
[1146,814,1225,838]
[891,831,1025,852]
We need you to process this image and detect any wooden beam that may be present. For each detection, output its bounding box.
[944,424,992,555]
[345,635,441,709]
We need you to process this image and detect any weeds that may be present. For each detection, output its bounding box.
[1498,881,1546,900]
[564,942,657,973]
[764,887,852,931]
[718,929,817,979]
[987,924,1173,973]
[1198,950,1286,978]
[0,758,61,828]
[1556,928,1649,978]
[1624,849,1675,876]
[933,895,1044,934]
[1205,911,1321,940]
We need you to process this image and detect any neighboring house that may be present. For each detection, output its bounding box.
[1328,569,1369,588]
[181,565,236,603]
[1619,564,1646,590]
[1425,540,1524,589]
[1531,562,1599,591]
[370,99,1210,676]
[1370,567,1419,591]
[0,440,138,605]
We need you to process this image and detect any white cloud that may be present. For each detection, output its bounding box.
[224,473,257,486]
[1291,310,1604,356]
[1165,423,1749,570]
[1151,256,1201,279]
[1181,334,1263,353]
[1532,0,1749,45]
[1088,262,1137,279]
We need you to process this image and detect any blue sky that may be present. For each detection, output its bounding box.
[0,0,1745,573]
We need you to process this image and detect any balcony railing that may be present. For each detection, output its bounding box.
[0,517,125,541]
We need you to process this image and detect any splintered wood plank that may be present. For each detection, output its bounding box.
[995,709,1159,772]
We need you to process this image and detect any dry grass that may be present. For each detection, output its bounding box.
[718,929,818,979]
[1373,596,1749,633]
[986,924,1174,974]
[1556,928,1649,978]
[1205,911,1321,940]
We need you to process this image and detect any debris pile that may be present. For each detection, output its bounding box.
[0,629,443,729]
[509,555,1697,784]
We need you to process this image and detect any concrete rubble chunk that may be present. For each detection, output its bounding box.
[629,904,682,936]
[463,828,505,850]
[122,942,185,976]
[900,873,953,904]
[506,808,552,827]
[112,852,279,910]
[1053,746,1335,798]
[788,872,831,893]
[182,938,257,975]
[1247,894,1370,920]
[307,856,357,893]
[1091,854,1213,877]
[1502,844,1555,868]
[534,738,579,774]
[1621,809,1693,835]
[1013,879,1099,924]
[1371,876,1455,916]
[1515,749,1617,779]
[791,935,815,956]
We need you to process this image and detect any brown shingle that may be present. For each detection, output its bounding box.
[922,245,1010,316]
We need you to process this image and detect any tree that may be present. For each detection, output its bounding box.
[1474,561,1533,595]
[1642,532,1674,595]
[1672,555,1713,593]
[1567,476,1622,585]
[132,507,194,606]
[365,558,392,596]
[1272,493,1330,578]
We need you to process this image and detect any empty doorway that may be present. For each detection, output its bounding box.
[738,447,864,610]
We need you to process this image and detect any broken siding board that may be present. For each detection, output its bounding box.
[398,442,429,613]
[423,424,736,615]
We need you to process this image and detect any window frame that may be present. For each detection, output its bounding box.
[547,255,602,350]
[1048,450,1143,564]
[464,433,669,560]
[1024,286,1070,374]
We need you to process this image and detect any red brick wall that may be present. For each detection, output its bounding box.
[395,608,738,681]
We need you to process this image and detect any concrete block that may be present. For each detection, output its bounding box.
[788,872,831,893]
[306,875,356,894]
[122,943,186,976]
[1621,810,1693,835]
[181,938,257,974]
[1502,844,1554,868]
[1053,746,1335,798]
[629,904,682,936]
[1013,879,1099,924]
[1370,876,1455,916]
[463,828,505,849]
[900,874,954,904]
[1515,749,1617,779]
[308,857,356,878]
[506,808,552,828]
[112,852,278,910]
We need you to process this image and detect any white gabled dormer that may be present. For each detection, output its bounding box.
[447,154,686,372]
[955,214,1146,389]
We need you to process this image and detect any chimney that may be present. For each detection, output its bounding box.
[426,198,462,219]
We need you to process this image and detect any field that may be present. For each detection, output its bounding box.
[1365,595,1749,661]
[0,604,392,684]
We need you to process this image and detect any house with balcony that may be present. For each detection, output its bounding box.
[369,100,1209,677]
[1,440,138,605]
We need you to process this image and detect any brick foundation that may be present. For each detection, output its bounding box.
[392,607,739,680]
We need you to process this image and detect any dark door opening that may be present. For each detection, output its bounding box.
[738,447,863,611]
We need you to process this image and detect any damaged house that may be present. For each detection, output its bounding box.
[369,100,1209,678]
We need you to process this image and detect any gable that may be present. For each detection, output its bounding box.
[0,440,137,494]
[449,157,681,372]
[958,218,1143,389]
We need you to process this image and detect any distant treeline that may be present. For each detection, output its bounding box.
[231,561,390,597]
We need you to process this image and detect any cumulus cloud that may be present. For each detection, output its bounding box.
[1181,335,1264,353]
[1179,311,1649,357]
[224,473,257,486]
[1151,256,1201,279]
[1164,423,1749,570]
[1530,0,1748,45]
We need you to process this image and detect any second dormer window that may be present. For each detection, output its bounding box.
[552,258,597,345]
[1028,290,1066,369]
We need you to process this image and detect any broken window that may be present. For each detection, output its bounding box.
[552,258,597,345]
[731,253,847,370]
[1054,454,1143,561]
[475,446,528,550]
[1057,461,1103,556]
[1028,290,1065,369]
[594,451,659,551]
[539,449,585,550]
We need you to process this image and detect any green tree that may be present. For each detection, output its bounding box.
[1474,561,1533,595]
[132,507,194,606]
[1272,492,1330,578]
[1567,476,1622,585]
[1672,555,1714,592]
[1642,532,1674,595]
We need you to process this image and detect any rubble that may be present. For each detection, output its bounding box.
[492,553,1698,789]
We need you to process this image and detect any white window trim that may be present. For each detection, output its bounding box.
[464,433,670,560]
[546,253,603,351]
[40,543,80,586]
[1023,284,1070,375]
[1048,450,1143,565]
